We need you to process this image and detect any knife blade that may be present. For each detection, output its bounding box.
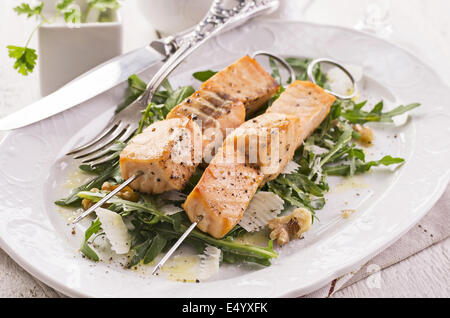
[0,45,164,131]
[0,0,280,131]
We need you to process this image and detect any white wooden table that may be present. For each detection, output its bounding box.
[0,0,448,298]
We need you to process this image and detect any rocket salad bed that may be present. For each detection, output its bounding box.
[56,56,420,279]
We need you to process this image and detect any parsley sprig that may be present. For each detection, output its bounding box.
[7,0,120,76]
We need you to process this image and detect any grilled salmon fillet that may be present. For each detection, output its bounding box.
[120,56,278,194]
[183,81,336,238]
[225,112,302,179]
[267,81,336,147]
[201,55,280,115]
[120,118,201,194]
[166,90,246,159]
[183,113,299,238]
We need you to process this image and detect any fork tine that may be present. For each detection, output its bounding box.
[118,125,136,143]
[66,122,118,156]
[80,125,136,164]
[82,125,136,165]
[73,122,126,159]
[80,146,115,164]
[84,152,120,167]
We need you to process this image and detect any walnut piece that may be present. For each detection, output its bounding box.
[81,188,100,210]
[81,182,139,210]
[267,208,312,245]
[354,124,374,147]
[101,182,139,202]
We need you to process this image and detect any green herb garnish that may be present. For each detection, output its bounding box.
[80,219,102,261]
[193,70,217,82]
[8,0,121,76]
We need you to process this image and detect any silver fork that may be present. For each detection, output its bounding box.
[67,0,280,168]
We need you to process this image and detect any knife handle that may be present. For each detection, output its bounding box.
[141,0,280,103]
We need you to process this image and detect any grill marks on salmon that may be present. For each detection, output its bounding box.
[183,81,336,238]
[201,55,280,115]
[120,56,278,194]
[166,90,246,159]
[120,118,201,194]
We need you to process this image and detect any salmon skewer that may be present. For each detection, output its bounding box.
[183,81,336,238]
[200,55,280,115]
[120,56,279,194]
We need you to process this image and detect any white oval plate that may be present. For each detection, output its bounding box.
[1,20,449,298]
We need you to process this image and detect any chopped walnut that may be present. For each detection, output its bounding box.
[81,188,100,210]
[354,124,374,147]
[267,208,312,245]
[81,183,139,210]
[101,182,139,202]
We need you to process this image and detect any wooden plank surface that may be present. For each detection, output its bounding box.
[333,238,449,298]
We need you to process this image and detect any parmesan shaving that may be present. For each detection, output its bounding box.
[95,207,131,254]
[160,204,184,216]
[160,190,187,201]
[198,246,221,281]
[239,192,284,232]
[281,160,300,174]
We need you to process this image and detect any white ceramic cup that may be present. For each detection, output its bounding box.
[135,0,213,35]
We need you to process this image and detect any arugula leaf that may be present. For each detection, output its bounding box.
[267,182,307,210]
[164,86,195,111]
[143,234,167,264]
[118,74,194,134]
[136,102,160,135]
[116,74,147,113]
[381,103,421,119]
[370,101,384,115]
[80,219,102,261]
[128,236,153,268]
[7,46,37,76]
[78,142,126,175]
[222,251,271,266]
[161,78,173,94]
[319,126,353,168]
[323,155,405,176]
[285,57,309,71]
[134,85,195,134]
[282,173,325,197]
[342,101,421,124]
[193,70,217,82]
[285,57,327,87]
[349,148,365,161]
[13,2,44,18]
[77,191,278,264]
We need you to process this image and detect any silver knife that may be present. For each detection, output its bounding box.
[0,0,279,131]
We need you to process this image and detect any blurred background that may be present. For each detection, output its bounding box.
[1,0,449,100]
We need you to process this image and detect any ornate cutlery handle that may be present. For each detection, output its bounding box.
[141,0,280,104]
